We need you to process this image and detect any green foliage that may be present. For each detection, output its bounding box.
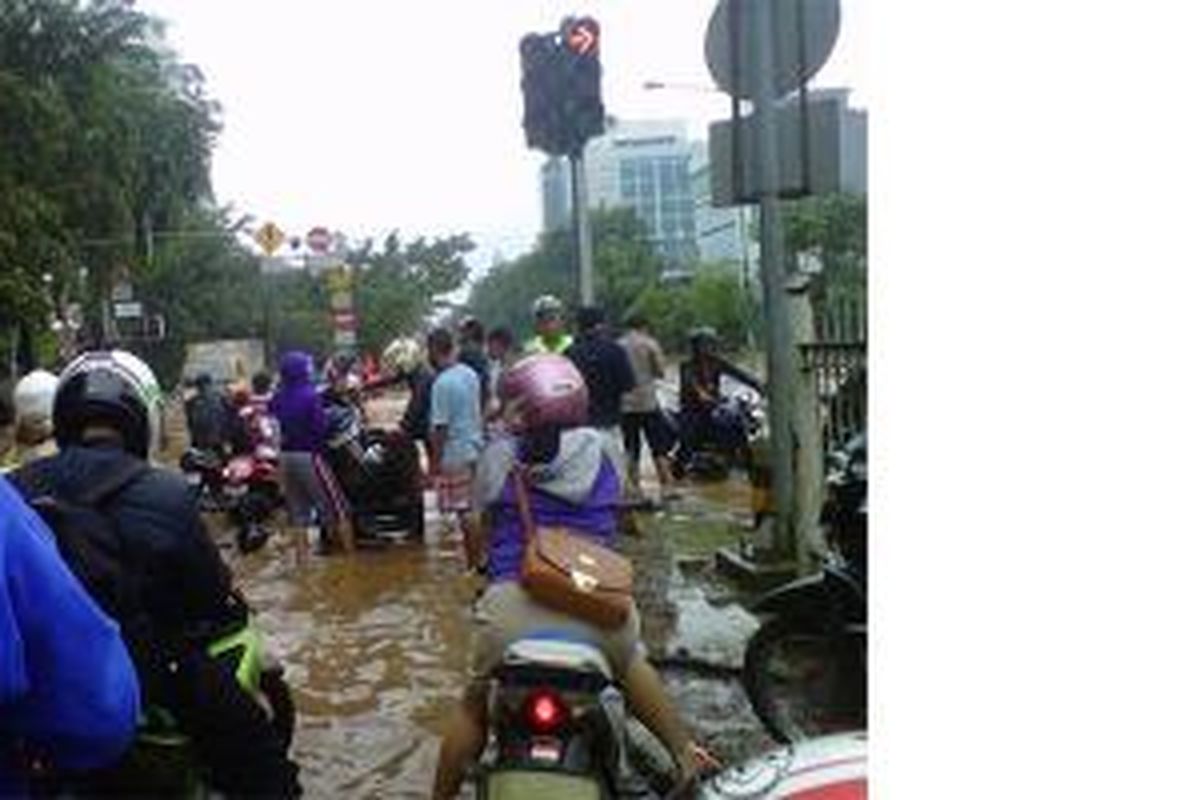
[783,193,867,269]
[270,271,332,361]
[630,264,757,353]
[782,193,867,332]
[0,0,218,355]
[0,1,470,385]
[353,232,475,355]
[133,208,264,383]
[1,0,216,340]
[467,207,665,342]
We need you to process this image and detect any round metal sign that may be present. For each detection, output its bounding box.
[306,226,333,254]
[705,0,841,100]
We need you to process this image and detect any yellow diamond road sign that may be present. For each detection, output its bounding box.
[254,222,286,256]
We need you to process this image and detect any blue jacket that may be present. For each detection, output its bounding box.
[0,477,140,796]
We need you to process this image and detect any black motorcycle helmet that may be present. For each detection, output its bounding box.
[53,350,163,459]
[688,326,719,355]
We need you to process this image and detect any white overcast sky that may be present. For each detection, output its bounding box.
[138,0,866,268]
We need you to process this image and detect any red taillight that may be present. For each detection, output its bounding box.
[524,689,568,734]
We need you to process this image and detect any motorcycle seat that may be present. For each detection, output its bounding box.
[501,633,614,682]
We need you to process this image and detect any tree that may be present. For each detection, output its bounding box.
[783,193,867,336]
[133,207,264,383]
[467,207,664,341]
[628,263,758,353]
[783,193,866,271]
[353,232,475,355]
[0,0,220,370]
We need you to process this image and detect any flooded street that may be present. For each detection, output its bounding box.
[181,397,777,797]
[223,518,473,798]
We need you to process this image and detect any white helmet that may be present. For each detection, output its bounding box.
[531,294,565,321]
[381,336,424,377]
[53,350,164,459]
[13,369,58,435]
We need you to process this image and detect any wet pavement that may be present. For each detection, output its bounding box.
[184,396,779,796]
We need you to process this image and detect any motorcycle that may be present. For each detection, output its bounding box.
[741,433,867,743]
[671,392,764,482]
[476,634,677,799]
[180,447,230,513]
[32,621,297,798]
[321,382,425,542]
[223,448,283,555]
[180,443,282,555]
[698,731,866,800]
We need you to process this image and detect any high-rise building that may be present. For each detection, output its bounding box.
[540,119,698,267]
[541,94,866,278]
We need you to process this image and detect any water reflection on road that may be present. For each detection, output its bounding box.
[223,516,472,798]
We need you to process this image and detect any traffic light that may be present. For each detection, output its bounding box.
[561,17,605,150]
[518,18,605,158]
[519,33,565,154]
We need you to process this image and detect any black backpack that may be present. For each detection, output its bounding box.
[11,458,160,690]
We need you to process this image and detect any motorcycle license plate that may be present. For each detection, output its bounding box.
[485,771,601,800]
[185,472,202,486]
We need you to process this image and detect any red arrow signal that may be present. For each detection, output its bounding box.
[566,18,599,56]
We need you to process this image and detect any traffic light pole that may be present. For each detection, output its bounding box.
[570,151,595,306]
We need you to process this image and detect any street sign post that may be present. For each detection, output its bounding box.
[708,91,857,205]
[254,222,286,256]
[705,0,841,100]
[703,0,843,575]
[306,226,333,254]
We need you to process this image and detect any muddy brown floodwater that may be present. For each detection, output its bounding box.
[224,513,475,798]
[170,395,776,798]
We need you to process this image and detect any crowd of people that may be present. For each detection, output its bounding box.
[0,292,757,797]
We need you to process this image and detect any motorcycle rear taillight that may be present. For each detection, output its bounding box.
[524,689,568,735]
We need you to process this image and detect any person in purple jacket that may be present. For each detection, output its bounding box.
[1,476,140,797]
[433,354,705,799]
[269,351,354,557]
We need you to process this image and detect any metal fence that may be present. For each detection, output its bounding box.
[802,289,867,453]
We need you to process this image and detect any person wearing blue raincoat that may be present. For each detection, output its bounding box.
[0,476,140,796]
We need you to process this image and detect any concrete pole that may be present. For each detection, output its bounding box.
[789,276,823,569]
[751,0,799,561]
[571,151,595,306]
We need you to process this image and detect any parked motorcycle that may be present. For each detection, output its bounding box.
[698,731,866,800]
[180,447,230,512]
[742,433,867,743]
[224,449,283,554]
[671,392,764,482]
[180,443,282,554]
[476,634,676,799]
[322,385,424,542]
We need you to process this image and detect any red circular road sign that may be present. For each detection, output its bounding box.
[306,226,333,253]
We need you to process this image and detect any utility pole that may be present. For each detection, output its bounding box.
[571,151,595,305]
[751,0,800,563]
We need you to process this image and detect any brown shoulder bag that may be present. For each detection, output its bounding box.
[512,466,633,629]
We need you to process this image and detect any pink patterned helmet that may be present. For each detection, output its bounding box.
[498,354,589,432]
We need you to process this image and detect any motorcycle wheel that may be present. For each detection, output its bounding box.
[742,617,866,743]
